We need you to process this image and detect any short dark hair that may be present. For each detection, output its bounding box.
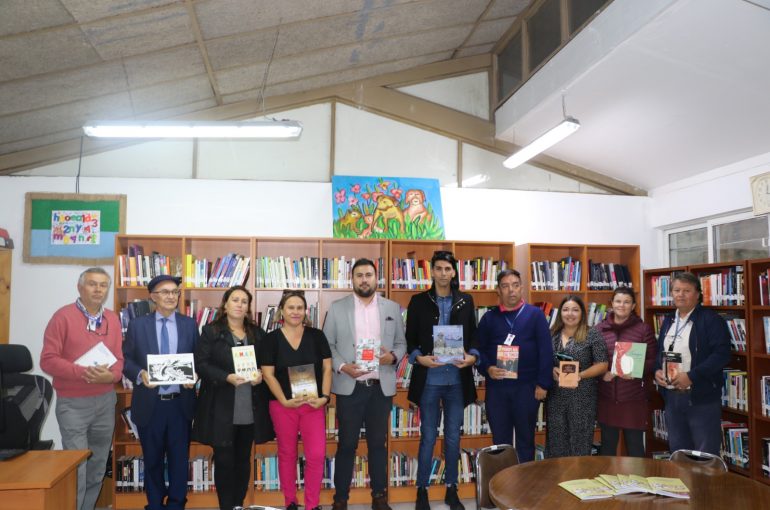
[611,286,636,304]
[497,268,521,286]
[352,258,377,275]
[672,271,703,303]
[431,250,456,268]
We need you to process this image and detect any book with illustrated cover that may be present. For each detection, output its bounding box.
[558,479,613,500]
[433,325,464,363]
[496,345,519,378]
[288,363,318,400]
[646,477,690,499]
[611,341,647,378]
[147,353,195,384]
[663,351,682,386]
[231,345,260,381]
[356,337,380,372]
[559,361,580,388]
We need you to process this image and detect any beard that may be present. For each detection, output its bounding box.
[354,285,375,298]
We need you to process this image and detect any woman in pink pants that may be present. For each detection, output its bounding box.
[260,290,333,510]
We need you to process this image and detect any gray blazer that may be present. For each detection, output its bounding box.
[323,294,407,396]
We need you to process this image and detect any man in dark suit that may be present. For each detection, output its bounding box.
[123,275,198,510]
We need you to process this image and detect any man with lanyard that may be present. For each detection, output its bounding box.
[41,267,124,510]
[477,269,553,463]
[405,250,479,510]
[654,272,730,455]
[324,258,407,510]
[123,275,199,510]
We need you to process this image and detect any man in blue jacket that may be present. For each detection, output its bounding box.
[654,272,730,455]
[477,269,553,463]
[123,275,199,510]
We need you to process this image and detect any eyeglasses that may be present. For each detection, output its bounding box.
[152,289,181,298]
[87,320,109,337]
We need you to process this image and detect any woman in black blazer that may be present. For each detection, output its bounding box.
[193,285,274,510]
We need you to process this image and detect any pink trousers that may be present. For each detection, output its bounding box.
[269,400,326,509]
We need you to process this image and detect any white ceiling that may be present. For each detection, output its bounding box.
[496,0,770,191]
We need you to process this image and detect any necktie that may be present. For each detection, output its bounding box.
[161,318,170,355]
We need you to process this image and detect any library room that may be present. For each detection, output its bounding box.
[0,0,769,509]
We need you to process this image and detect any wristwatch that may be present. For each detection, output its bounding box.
[321,394,331,404]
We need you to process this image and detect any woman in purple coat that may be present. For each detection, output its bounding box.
[596,287,657,457]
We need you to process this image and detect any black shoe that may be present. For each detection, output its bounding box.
[372,492,392,510]
[287,503,299,510]
[444,485,465,510]
[310,507,322,510]
[332,499,348,510]
[415,486,430,510]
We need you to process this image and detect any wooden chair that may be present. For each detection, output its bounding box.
[475,444,519,509]
[669,449,728,473]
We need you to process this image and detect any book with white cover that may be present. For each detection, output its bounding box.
[75,341,119,368]
[232,345,260,381]
[147,353,195,384]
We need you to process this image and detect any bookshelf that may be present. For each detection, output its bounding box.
[642,261,761,481]
[111,235,513,508]
[747,258,770,485]
[0,247,10,343]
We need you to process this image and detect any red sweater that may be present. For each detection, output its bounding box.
[40,303,124,398]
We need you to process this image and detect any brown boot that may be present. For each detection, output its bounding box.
[372,492,392,510]
[332,500,348,510]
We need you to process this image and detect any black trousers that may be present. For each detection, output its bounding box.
[212,424,254,510]
[333,383,393,501]
[599,424,645,457]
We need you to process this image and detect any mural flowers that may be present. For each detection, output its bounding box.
[332,176,445,240]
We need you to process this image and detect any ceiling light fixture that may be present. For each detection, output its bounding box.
[82,120,303,140]
[502,116,580,169]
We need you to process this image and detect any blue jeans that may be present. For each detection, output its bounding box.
[416,383,464,487]
[664,391,722,455]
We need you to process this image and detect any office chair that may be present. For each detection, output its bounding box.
[0,344,54,452]
[475,444,518,509]
[669,449,728,473]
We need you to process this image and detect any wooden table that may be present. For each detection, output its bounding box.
[0,450,89,510]
[489,456,770,509]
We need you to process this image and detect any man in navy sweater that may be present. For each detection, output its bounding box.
[477,269,553,462]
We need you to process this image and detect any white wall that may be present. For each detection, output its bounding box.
[646,150,770,265]
[0,174,653,446]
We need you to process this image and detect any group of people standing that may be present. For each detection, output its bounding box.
[39,258,731,510]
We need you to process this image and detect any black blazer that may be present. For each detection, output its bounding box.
[405,287,478,407]
[192,322,274,447]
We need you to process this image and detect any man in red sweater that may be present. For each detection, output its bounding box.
[41,267,124,510]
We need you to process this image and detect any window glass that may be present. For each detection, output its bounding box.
[669,228,708,266]
[714,216,769,262]
[497,30,522,101]
[568,0,610,34]
[527,0,562,72]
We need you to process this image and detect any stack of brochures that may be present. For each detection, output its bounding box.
[559,474,690,500]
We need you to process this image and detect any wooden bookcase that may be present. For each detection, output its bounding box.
[0,247,10,344]
[642,261,764,482]
[110,236,514,509]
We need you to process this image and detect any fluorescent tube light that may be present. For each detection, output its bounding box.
[82,120,303,139]
[502,117,580,169]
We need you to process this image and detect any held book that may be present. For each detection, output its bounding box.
[611,341,647,378]
[559,361,580,388]
[433,325,464,363]
[663,351,682,387]
[288,363,318,400]
[75,341,119,368]
[147,353,195,385]
[356,337,380,372]
[496,345,519,378]
[231,345,260,381]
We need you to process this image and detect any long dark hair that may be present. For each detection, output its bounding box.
[550,294,589,342]
[213,285,257,340]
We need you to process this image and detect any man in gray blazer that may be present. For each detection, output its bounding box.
[324,258,406,510]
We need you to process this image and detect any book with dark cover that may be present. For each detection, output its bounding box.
[663,351,682,385]
[288,363,318,400]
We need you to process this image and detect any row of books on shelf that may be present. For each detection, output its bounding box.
[722,315,747,351]
[721,420,749,469]
[256,257,387,289]
[722,369,748,411]
[699,267,745,306]
[259,304,320,332]
[586,261,633,290]
[395,358,485,389]
[115,454,215,492]
[389,450,476,487]
[186,253,251,289]
[529,258,581,291]
[761,376,770,417]
[391,258,508,290]
[390,402,492,437]
[119,299,153,335]
[758,269,770,306]
[254,454,369,490]
[118,246,184,287]
[535,301,607,328]
[648,274,681,306]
